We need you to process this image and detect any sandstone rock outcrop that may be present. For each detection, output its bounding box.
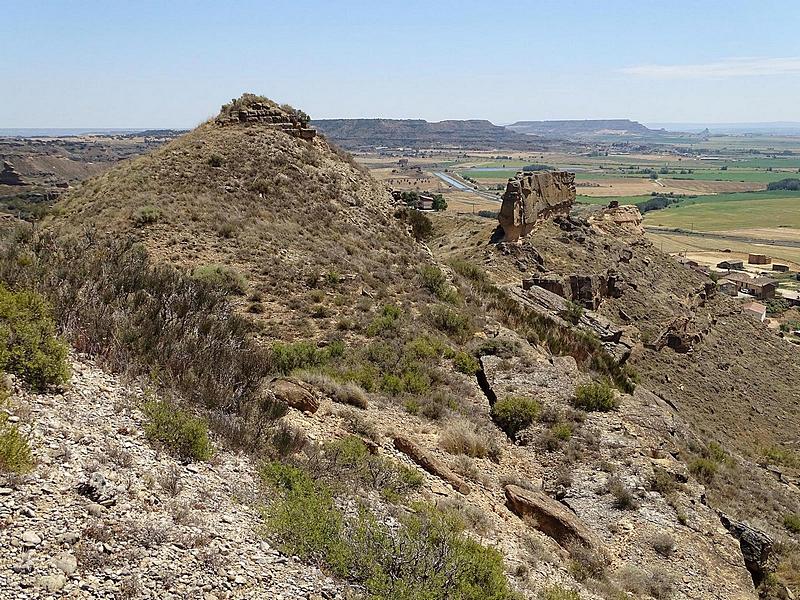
[523,269,624,310]
[216,99,316,140]
[0,161,27,186]
[504,485,602,550]
[498,171,575,242]
[590,203,644,236]
[267,377,320,413]
[506,283,635,363]
[393,436,471,495]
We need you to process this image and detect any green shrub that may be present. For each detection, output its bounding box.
[453,351,480,375]
[0,286,69,390]
[0,407,34,474]
[419,266,459,303]
[429,306,473,342]
[405,209,433,240]
[561,301,583,325]
[540,585,581,600]
[262,462,517,600]
[448,259,486,283]
[192,264,247,295]
[688,457,717,484]
[491,396,541,438]
[551,423,573,441]
[367,304,403,337]
[143,399,213,461]
[261,462,347,567]
[271,341,325,374]
[132,206,161,227]
[573,380,617,412]
[783,513,800,534]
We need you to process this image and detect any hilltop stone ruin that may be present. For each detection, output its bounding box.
[0,161,27,186]
[498,171,575,242]
[215,99,316,140]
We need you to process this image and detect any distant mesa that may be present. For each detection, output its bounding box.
[215,93,316,140]
[498,171,575,242]
[0,161,27,186]
[313,118,558,151]
[506,119,659,140]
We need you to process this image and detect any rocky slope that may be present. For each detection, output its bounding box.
[0,354,346,599]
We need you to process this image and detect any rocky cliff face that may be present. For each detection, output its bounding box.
[498,172,575,242]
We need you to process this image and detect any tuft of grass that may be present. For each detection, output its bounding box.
[297,370,368,409]
[573,380,618,412]
[143,399,213,462]
[191,264,247,295]
[439,420,489,458]
[491,396,541,439]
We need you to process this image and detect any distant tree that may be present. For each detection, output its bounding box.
[432,194,447,211]
[649,172,658,180]
[767,178,800,191]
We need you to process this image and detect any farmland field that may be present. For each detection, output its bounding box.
[643,191,800,230]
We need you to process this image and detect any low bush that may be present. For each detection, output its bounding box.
[783,513,800,534]
[271,342,326,375]
[648,467,678,496]
[191,264,247,295]
[0,286,69,390]
[367,304,404,337]
[143,399,213,462]
[132,206,161,227]
[651,532,675,556]
[540,585,581,600]
[403,209,433,240]
[439,420,489,458]
[573,380,617,412]
[428,305,473,342]
[688,457,717,484]
[491,396,541,438]
[453,351,480,375]
[262,461,518,599]
[419,265,448,298]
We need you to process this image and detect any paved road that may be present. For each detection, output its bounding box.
[432,172,502,202]
[645,226,800,249]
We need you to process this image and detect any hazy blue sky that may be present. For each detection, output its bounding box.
[3,0,800,127]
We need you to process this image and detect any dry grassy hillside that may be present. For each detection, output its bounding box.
[5,95,793,599]
[48,96,425,343]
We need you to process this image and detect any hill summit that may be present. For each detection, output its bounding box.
[49,93,424,340]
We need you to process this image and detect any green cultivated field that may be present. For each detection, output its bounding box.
[643,191,800,230]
